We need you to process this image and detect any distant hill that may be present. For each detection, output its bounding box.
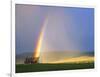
[81,51,94,56]
[16,51,94,64]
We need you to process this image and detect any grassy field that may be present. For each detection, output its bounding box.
[16,62,94,73]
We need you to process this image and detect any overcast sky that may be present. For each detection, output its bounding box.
[16,4,94,55]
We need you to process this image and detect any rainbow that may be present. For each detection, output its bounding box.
[33,16,49,60]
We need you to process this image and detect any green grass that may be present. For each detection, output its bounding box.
[16,62,94,73]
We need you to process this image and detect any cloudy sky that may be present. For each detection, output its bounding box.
[15,4,94,55]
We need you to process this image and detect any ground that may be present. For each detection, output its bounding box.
[16,62,94,73]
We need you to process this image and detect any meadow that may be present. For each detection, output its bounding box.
[16,62,94,73]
